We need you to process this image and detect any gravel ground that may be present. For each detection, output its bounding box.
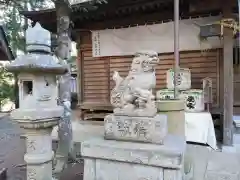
[0,115,84,180]
[0,115,25,180]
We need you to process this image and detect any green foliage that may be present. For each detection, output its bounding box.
[0,0,108,55]
[0,0,52,55]
[4,5,25,55]
[0,63,14,107]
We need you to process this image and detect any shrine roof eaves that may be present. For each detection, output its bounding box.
[20,0,174,32]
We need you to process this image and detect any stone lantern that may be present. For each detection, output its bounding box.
[6,23,67,180]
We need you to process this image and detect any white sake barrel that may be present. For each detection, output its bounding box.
[180,89,204,112]
[167,68,191,90]
[156,89,175,100]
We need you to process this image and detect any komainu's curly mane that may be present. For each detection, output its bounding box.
[111,75,130,108]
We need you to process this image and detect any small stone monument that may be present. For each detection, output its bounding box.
[81,51,186,180]
[6,23,67,180]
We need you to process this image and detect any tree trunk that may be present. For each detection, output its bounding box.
[53,0,73,179]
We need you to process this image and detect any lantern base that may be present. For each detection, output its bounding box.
[10,106,63,121]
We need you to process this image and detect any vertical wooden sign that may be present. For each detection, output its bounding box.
[92,31,101,57]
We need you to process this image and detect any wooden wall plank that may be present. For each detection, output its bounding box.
[81,48,110,103]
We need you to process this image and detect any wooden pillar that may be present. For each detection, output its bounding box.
[75,35,85,120]
[222,4,234,146]
[173,0,180,98]
[76,36,82,106]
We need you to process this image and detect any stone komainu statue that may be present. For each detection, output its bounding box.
[111,51,159,117]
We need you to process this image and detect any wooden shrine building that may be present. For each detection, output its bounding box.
[22,0,238,146]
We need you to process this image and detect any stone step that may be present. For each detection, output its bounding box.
[205,151,240,180]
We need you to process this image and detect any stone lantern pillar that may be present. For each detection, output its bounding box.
[6,23,67,180]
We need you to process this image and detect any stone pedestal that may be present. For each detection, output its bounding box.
[11,109,63,180]
[14,116,60,180]
[81,51,187,180]
[81,135,186,180]
[104,114,167,144]
[157,100,185,136]
[25,128,56,180]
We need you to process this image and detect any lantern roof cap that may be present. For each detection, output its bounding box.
[6,23,67,74]
[26,22,51,53]
[6,53,67,74]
